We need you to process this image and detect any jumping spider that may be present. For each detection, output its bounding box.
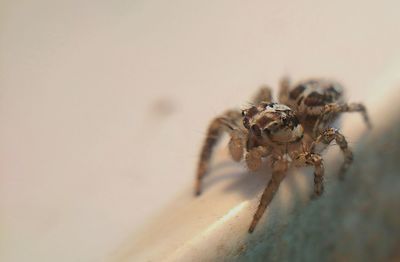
[194,77,371,233]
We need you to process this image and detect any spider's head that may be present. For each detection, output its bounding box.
[242,103,303,144]
[289,79,344,116]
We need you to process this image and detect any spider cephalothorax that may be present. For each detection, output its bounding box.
[242,102,303,144]
[194,77,370,233]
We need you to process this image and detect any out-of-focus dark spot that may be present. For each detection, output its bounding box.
[149,97,176,118]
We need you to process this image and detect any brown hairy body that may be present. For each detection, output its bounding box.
[194,77,371,233]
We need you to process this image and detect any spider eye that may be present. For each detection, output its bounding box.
[243,117,250,129]
[241,110,246,116]
[265,122,280,132]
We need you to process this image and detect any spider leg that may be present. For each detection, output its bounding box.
[278,76,291,104]
[311,128,353,180]
[252,85,273,104]
[195,110,244,196]
[245,146,271,171]
[248,158,288,233]
[313,102,371,137]
[294,152,325,197]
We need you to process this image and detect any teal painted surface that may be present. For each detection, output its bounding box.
[232,116,400,262]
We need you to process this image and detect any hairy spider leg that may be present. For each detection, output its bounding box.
[294,152,325,197]
[311,128,353,179]
[195,110,243,196]
[248,157,288,233]
[313,102,371,137]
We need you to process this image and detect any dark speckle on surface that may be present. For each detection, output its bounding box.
[149,97,177,118]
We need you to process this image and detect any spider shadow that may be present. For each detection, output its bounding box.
[202,160,306,201]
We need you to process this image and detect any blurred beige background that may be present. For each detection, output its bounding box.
[1,0,400,261]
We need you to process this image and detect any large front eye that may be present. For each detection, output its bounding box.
[265,122,280,132]
[243,117,250,129]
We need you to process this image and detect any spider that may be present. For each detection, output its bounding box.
[194,77,371,233]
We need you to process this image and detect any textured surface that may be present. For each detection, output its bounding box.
[116,88,400,262]
[236,114,400,262]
